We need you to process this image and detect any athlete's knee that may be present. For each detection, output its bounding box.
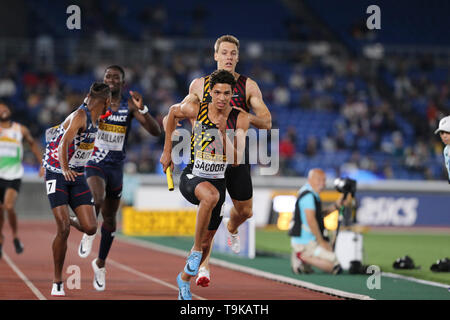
[56,222,71,239]
[102,217,116,231]
[84,224,97,236]
[200,191,220,209]
[4,203,15,214]
[93,195,105,209]
[237,204,252,219]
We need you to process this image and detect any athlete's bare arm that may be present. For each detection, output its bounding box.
[234,78,272,130]
[21,125,45,177]
[58,110,87,181]
[128,90,161,136]
[234,111,250,165]
[222,110,250,166]
[160,94,200,172]
[188,77,205,101]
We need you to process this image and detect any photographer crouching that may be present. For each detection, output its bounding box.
[289,168,354,275]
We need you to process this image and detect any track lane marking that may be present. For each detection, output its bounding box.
[3,252,47,300]
[40,230,207,300]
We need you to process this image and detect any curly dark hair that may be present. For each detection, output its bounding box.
[209,69,236,90]
[89,82,111,100]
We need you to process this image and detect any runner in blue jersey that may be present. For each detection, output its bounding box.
[43,82,111,296]
[77,65,161,292]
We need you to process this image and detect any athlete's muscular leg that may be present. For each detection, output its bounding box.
[101,198,120,231]
[52,205,71,283]
[200,230,216,264]
[198,198,253,272]
[181,182,219,282]
[73,205,97,236]
[0,203,4,245]
[227,198,253,234]
[3,188,19,238]
[96,197,120,268]
[198,237,215,271]
[87,175,106,218]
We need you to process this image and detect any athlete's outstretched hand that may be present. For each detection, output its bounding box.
[129,90,144,110]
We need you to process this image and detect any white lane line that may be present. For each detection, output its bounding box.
[56,231,207,300]
[3,252,47,300]
[382,272,450,289]
[116,235,373,300]
[106,258,206,300]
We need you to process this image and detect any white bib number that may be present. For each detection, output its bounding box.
[46,179,57,195]
[94,123,126,151]
[192,158,226,179]
[69,149,93,167]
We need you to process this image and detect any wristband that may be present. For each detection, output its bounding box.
[138,105,149,114]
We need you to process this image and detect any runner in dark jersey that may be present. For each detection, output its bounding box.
[77,65,161,292]
[164,35,272,287]
[160,70,249,300]
[43,82,111,296]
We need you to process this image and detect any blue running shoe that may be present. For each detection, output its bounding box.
[184,251,202,276]
[177,273,192,300]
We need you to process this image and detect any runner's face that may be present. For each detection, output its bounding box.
[0,104,11,121]
[210,83,233,110]
[103,69,124,95]
[440,131,450,145]
[214,42,239,72]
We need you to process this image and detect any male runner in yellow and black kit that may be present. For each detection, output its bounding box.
[160,69,249,300]
[188,35,272,286]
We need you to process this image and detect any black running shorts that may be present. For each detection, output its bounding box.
[85,163,123,199]
[225,164,253,201]
[0,178,21,202]
[45,170,94,210]
[179,164,226,231]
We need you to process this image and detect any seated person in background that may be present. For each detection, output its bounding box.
[289,168,349,274]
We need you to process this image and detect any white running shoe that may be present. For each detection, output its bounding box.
[227,231,240,254]
[78,233,96,258]
[51,282,65,296]
[195,266,211,287]
[92,258,106,291]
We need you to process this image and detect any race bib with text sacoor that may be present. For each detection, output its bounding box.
[192,150,226,179]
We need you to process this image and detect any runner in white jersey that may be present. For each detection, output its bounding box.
[0,101,44,259]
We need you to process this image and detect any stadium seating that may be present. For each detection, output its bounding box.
[1,0,448,181]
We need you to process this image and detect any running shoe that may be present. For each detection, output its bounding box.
[177,273,192,300]
[291,252,314,274]
[78,233,96,258]
[51,282,65,296]
[227,231,240,254]
[184,251,202,276]
[196,266,210,287]
[13,238,23,254]
[332,264,343,275]
[92,258,106,291]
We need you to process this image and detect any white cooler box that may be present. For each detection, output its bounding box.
[334,230,364,270]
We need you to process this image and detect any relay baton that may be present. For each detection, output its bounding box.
[166,167,174,191]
